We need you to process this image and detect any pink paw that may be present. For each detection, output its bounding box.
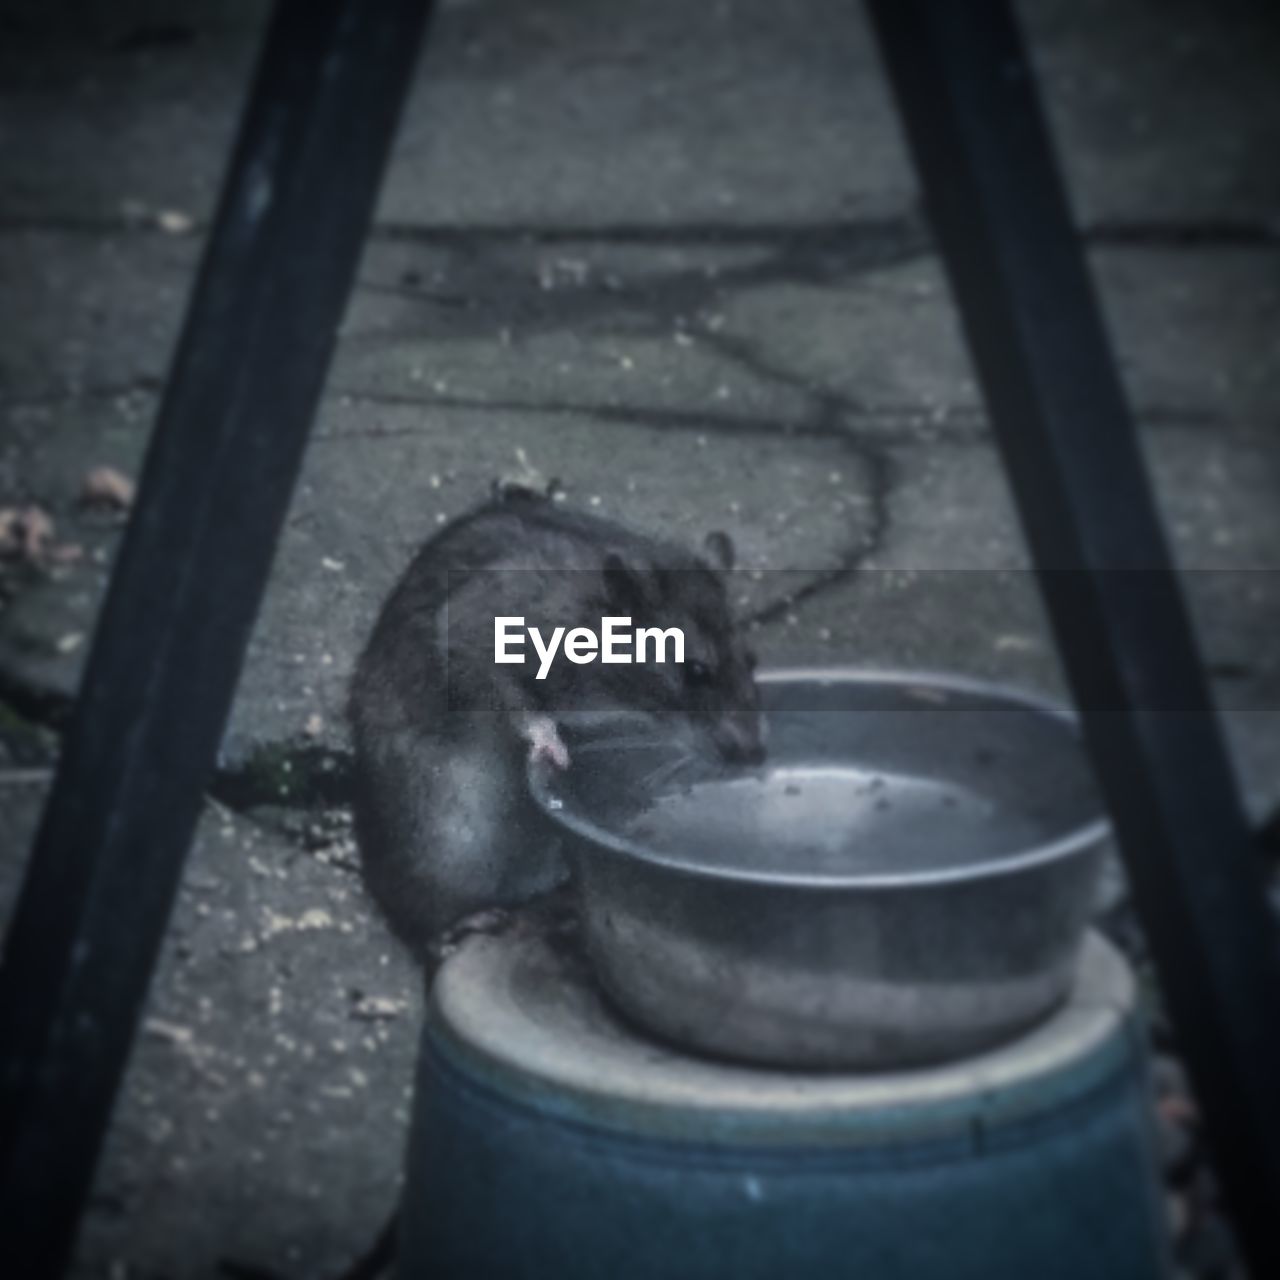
[524,714,570,770]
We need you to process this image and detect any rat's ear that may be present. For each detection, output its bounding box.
[603,553,648,614]
[703,530,735,573]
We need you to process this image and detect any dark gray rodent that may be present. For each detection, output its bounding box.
[347,488,764,966]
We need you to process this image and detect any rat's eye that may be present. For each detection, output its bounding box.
[683,659,715,688]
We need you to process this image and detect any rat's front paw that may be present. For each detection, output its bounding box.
[523,713,570,770]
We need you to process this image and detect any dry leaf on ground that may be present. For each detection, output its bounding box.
[0,505,56,562]
[80,466,136,511]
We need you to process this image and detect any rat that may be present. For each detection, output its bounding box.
[347,486,764,969]
[337,488,763,1280]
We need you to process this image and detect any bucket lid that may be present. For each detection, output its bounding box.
[425,918,1137,1149]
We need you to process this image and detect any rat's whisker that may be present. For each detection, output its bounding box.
[570,735,670,754]
[635,751,698,794]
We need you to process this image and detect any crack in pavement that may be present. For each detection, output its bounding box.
[334,217,934,355]
[666,322,898,624]
[0,383,1234,441]
[1085,218,1280,249]
[3,212,1278,246]
[318,387,975,440]
[0,377,164,413]
[0,675,356,830]
[319,387,1233,442]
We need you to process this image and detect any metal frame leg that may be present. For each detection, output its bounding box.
[865,2,1280,1275]
[0,1,435,1272]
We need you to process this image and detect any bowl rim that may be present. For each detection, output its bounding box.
[527,667,1112,890]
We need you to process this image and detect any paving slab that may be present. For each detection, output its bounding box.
[5,1,1278,229]
[0,785,421,1280]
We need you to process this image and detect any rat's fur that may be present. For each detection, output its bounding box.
[348,491,762,965]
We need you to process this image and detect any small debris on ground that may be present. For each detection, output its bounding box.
[79,465,136,512]
[349,994,410,1022]
[156,208,197,235]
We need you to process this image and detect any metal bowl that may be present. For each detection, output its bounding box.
[529,669,1111,1070]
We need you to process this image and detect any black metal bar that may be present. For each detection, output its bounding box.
[864,2,1280,1274]
[0,1,434,1272]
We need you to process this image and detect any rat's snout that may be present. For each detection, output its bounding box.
[712,714,766,765]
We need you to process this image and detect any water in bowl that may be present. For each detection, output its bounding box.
[621,764,1056,879]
